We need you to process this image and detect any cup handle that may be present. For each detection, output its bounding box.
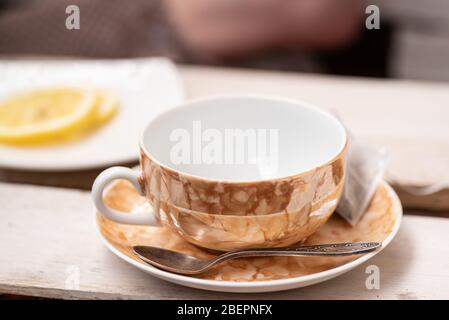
[92,166,157,226]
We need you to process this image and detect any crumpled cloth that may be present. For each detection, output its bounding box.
[0,0,187,59]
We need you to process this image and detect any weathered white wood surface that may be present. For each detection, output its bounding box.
[1,182,448,299]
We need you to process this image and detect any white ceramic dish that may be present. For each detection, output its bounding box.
[95,181,402,293]
[0,58,184,171]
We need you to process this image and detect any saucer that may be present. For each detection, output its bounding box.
[0,58,184,171]
[95,180,402,293]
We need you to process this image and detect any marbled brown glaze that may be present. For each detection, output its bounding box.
[139,144,347,217]
[134,143,347,250]
[146,180,342,250]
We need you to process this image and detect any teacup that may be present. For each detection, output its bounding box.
[92,95,347,251]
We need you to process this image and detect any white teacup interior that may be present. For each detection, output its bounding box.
[143,96,346,181]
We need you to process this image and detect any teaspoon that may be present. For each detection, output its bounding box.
[133,242,381,275]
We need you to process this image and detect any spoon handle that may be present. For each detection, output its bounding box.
[218,242,381,262]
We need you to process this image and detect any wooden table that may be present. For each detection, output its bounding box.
[1,64,449,299]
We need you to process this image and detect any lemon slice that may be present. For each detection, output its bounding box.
[0,87,97,144]
[92,90,119,126]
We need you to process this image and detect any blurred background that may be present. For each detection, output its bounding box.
[1,0,448,82]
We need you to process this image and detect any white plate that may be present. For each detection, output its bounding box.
[0,58,184,171]
[95,181,402,293]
